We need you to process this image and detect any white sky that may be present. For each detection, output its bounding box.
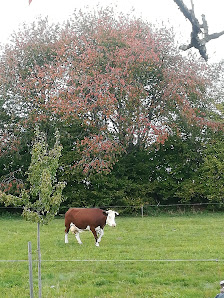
[0,0,224,63]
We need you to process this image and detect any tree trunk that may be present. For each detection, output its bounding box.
[37,222,42,298]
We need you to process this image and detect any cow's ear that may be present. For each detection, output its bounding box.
[115,212,119,216]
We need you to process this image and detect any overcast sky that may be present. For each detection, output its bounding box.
[0,0,224,63]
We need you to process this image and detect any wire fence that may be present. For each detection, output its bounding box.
[96,202,224,217]
[1,202,223,209]
[0,201,224,217]
[1,258,224,263]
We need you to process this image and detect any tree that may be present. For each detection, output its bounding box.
[0,126,65,222]
[0,9,214,175]
[0,7,222,209]
[199,138,224,201]
[26,126,65,297]
[173,0,224,61]
[22,127,65,222]
[0,126,65,297]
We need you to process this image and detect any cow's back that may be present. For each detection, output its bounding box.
[65,208,106,230]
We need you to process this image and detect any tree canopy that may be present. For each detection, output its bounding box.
[0,7,223,209]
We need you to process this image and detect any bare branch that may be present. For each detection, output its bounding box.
[173,0,201,34]
[207,31,224,42]
[173,0,224,61]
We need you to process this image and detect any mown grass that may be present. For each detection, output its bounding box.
[0,213,224,297]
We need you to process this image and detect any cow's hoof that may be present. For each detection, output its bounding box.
[95,243,100,247]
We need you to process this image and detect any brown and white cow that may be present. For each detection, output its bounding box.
[64,208,119,247]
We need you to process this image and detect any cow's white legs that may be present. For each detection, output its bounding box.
[97,228,104,243]
[65,233,68,244]
[75,232,82,245]
[95,227,104,246]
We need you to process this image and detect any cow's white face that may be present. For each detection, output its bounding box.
[106,210,119,227]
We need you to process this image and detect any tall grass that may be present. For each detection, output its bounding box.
[0,213,224,297]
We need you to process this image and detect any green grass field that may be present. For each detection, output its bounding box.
[0,213,224,297]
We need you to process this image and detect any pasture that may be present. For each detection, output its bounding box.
[0,213,224,297]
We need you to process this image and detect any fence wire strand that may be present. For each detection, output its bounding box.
[0,258,224,263]
[0,202,224,210]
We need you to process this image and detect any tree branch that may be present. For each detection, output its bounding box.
[173,0,224,61]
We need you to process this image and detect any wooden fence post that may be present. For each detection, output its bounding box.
[28,241,34,298]
[141,205,144,218]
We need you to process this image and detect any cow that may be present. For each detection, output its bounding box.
[64,208,119,247]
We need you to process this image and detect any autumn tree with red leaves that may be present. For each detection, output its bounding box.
[0,8,222,207]
[0,9,214,171]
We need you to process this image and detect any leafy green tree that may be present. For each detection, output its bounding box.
[0,127,65,223]
[194,101,224,203]
[0,126,66,221]
[199,138,224,201]
[0,126,66,297]
[154,132,205,204]
[23,126,65,223]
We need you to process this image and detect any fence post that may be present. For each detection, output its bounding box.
[141,205,144,218]
[28,241,34,298]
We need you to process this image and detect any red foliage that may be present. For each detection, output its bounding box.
[0,180,24,195]
[0,8,218,175]
[75,134,123,175]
